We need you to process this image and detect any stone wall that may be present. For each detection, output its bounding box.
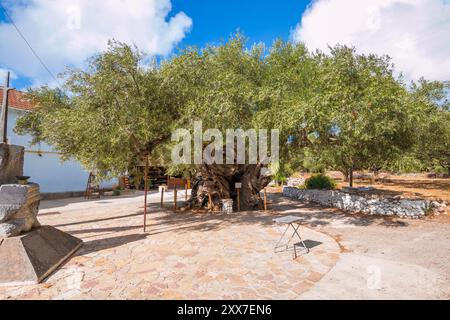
[286,177,305,187]
[0,143,24,184]
[282,187,447,218]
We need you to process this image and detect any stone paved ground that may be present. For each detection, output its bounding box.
[0,191,340,300]
[1,191,449,299]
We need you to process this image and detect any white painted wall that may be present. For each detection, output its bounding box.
[7,108,115,193]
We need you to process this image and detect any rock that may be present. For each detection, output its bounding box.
[0,184,41,238]
[287,177,305,187]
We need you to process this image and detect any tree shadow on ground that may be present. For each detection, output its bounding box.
[39,191,149,210]
[62,200,282,241]
[38,211,62,216]
[144,202,276,231]
[77,233,148,256]
[53,212,144,228]
[57,192,410,249]
[271,194,409,228]
[68,225,143,235]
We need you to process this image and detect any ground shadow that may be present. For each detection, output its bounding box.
[77,233,148,256]
[38,211,62,217]
[53,212,144,228]
[378,220,408,228]
[68,225,143,235]
[148,204,276,231]
[298,239,323,249]
[53,192,410,248]
[39,191,149,210]
[271,193,409,228]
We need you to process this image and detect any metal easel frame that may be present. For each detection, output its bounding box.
[273,217,309,259]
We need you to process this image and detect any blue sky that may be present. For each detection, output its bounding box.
[0,0,449,90]
[0,0,310,89]
[170,0,309,48]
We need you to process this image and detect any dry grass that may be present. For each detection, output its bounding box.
[339,176,450,202]
[270,171,450,202]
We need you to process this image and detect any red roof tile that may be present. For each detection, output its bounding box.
[0,89,33,111]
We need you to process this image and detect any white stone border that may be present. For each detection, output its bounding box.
[282,187,447,218]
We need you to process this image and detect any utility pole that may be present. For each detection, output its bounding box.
[0,71,11,143]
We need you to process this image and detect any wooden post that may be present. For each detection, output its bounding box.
[349,166,354,188]
[264,187,267,211]
[185,182,188,201]
[258,192,263,210]
[0,71,10,143]
[237,188,240,212]
[208,193,213,211]
[174,185,177,211]
[143,155,149,232]
[160,187,164,208]
[235,182,242,212]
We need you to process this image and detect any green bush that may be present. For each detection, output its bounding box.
[274,173,287,186]
[304,174,336,190]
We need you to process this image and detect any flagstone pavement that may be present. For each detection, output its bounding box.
[0,191,340,300]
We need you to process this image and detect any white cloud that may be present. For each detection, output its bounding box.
[292,0,450,82]
[0,0,192,86]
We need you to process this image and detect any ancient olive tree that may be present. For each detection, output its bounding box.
[160,36,276,210]
[16,35,441,211]
[15,37,277,211]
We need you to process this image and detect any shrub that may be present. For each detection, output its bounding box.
[274,173,287,186]
[304,174,336,190]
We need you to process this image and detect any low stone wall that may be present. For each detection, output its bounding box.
[282,187,447,218]
[286,177,305,187]
[41,191,85,200]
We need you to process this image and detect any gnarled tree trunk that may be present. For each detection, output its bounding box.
[183,163,272,212]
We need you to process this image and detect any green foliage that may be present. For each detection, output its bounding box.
[382,80,450,174]
[304,174,336,190]
[15,41,181,179]
[255,43,426,180]
[300,149,326,173]
[273,173,287,186]
[384,154,424,173]
[13,33,449,181]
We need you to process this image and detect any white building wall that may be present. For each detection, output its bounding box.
[7,108,96,193]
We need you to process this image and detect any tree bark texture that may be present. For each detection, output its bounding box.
[183,163,272,212]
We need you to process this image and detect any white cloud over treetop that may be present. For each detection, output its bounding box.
[292,0,450,82]
[0,0,192,86]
